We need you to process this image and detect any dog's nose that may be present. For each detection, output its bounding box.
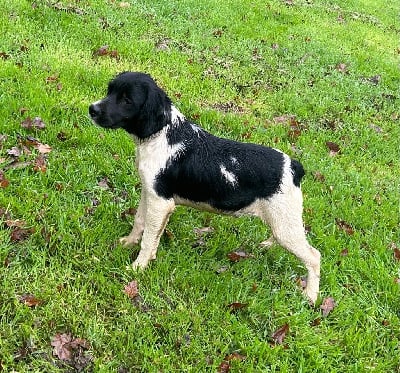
[89,104,101,118]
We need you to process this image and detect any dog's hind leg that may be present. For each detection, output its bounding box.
[263,188,321,305]
[120,189,147,247]
[132,195,175,270]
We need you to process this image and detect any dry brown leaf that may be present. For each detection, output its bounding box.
[336,219,354,235]
[336,63,348,74]
[227,250,253,262]
[326,141,340,156]
[0,170,9,188]
[7,146,22,157]
[51,333,90,363]
[21,116,46,130]
[227,302,248,311]
[33,154,47,172]
[10,227,35,242]
[217,361,231,373]
[271,323,289,345]
[123,280,139,299]
[35,143,52,154]
[19,293,42,307]
[320,297,336,317]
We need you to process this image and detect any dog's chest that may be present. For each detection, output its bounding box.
[134,131,184,185]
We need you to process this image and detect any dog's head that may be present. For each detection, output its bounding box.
[89,72,171,138]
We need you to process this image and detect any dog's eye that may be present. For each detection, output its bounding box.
[122,94,133,105]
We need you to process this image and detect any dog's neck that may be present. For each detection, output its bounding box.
[131,105,187,145]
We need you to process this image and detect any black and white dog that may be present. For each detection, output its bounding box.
[89,72,320,304]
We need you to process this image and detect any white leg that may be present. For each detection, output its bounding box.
[264,188,321,305]
[120,189,147,247]
[132,195,175,270]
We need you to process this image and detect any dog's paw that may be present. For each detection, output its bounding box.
[131,259,149,271]
[119,236,138,248]
[303,289,318,307]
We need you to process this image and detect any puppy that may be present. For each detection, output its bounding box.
[89,72,320,304]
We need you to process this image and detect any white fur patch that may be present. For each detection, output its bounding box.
[220,164,238,186]
[230,156,239,165]
[134,127,184,185]
[170,105,185,125]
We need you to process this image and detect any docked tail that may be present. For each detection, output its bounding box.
[290,159,305,187]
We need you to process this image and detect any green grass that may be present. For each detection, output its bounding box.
[0,0,399,371]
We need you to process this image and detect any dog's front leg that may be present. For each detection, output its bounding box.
[132,195,175,270]
[120,189,147,247]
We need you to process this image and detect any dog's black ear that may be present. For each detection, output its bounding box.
[135,83,171,139]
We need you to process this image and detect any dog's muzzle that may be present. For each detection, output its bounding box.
[89,103,102,120]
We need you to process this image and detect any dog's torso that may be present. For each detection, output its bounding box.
[134,106,303,215]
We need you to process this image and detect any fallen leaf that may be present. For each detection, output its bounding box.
[226,302,248,311]
[57,131,69,141]
[335,219,354,235]
[7,146,22,157]
[35,143,52,154]
[33,154,47,172]
[97,177,112,190]
[193,227,214,236]
[123,280,139,299]
[0,170,9,188]
[21,116,46,130]
[93,45,110,56]
[10,227,35,242]
[326,141,340,156]
[155,38,171,51]
[93,45,119,59]
[271,323,289,345]
[46,75,59,83]
[51,333,90,363]
[366,75,381,85]
[336,63,348,74]
[313,171,325,182]
[217,361,231,373]
[52,335,84,360]
[394,248,400,261]
[216,266,229,274]
[0,51,10,59]
[5,219,26,228]
[310,318,321,327]
[227,250,253,262]
[18,135,39,147]
[340,248,349,256]
[320,297,336,317]
[369,124,383,133]
[273,114,296,124]
[19,293,42,307]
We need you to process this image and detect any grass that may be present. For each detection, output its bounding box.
[0,0,399,371]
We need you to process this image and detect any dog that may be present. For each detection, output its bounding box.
[89,72,321,304]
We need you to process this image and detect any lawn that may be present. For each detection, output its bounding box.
[0,0,399,371]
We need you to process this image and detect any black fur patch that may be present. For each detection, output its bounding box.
[155,123,285,211]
